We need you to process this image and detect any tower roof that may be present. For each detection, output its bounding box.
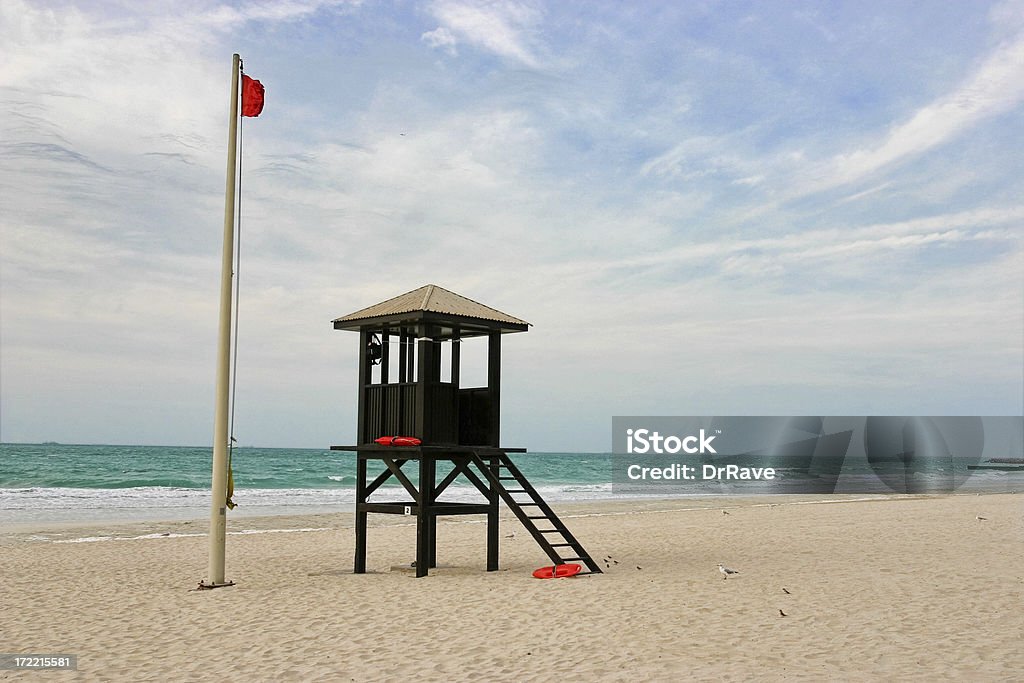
[332,284,529,336]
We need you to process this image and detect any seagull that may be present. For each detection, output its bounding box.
[722,510,730,515]
[782,587,791,595]
[505,530,516,538]
[779,609,787,617]
[976,516,988,521]
[718,563,739,579]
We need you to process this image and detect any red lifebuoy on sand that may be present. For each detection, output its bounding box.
[374,436,422,447]
[532,563,582,579]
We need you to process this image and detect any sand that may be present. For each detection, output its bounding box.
[1,493,1021,681]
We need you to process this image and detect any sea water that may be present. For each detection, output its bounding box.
[1,443,1017,526]
[0,443,614,526]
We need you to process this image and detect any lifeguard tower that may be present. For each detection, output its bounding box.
[331,284,600,577]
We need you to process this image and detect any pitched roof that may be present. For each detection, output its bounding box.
[333,284,530,328]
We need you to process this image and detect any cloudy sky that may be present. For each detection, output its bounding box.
[2,0,1022,451]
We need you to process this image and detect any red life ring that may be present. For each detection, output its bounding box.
[374,436,422,447]
[532,563,582,579]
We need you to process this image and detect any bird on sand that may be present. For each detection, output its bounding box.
[779,609,787,617]
[782,588,791,594]
[718,563,740,579]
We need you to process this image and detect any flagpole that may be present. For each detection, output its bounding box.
[207,52,241,587]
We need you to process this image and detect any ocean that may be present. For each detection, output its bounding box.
[0,443,613,526]
[2,443,1018,527]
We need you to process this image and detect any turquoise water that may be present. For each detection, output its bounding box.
[0,443,613,525]
[2,443,1017,526]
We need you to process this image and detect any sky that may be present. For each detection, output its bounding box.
[1,0,1022,451]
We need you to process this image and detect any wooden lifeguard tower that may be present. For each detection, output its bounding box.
[331,284,600,577]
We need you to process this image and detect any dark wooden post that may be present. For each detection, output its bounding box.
[381,329,390,384]
[486,331,501,570]
[451,329,460,388]
[414,327,434,576]
[432,342,442,383]
[416,454,431,577]
[357,329,370,444]
[398,330,408,383]
[415,329,433,442]
[487,452,499,571]
[354,454,367,573]
[487,332,501,447]
[405,332,415,382]
[426,454,436,569]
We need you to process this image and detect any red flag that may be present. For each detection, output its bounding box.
[241,74,265,117]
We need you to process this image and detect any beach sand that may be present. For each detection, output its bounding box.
[1,493,1021,681]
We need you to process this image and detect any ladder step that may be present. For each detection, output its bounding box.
[517,503,541,507]
[498,477,517,480]
[539,529,564,534]
[558,556,587,562]
[526,516,548,520]
[550,543,573,547]
[505,489,528,494]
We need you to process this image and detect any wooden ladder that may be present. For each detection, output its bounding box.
[469,451,602,575]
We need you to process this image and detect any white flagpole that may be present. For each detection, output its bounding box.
[207,52,241,587]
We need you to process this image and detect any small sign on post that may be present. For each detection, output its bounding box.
[404,505,411,516]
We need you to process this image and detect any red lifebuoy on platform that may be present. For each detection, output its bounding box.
[532,563,582,579]
[374,436,422,447]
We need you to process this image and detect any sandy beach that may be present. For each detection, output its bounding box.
[1,493,1021,681]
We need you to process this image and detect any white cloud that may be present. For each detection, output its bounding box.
[197,0,359,28]
[426,0,543,67]
[532,206,1024,299]
[421,26,457,55]
[822,32,1024,189]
